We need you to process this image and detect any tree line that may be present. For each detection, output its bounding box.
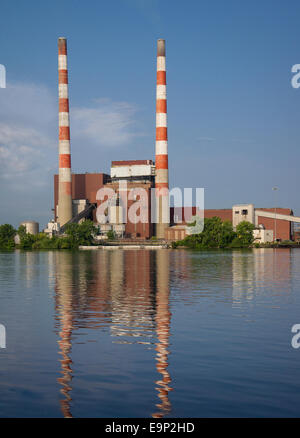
[172,217,255,249]
[0,217,256,251]
[0,221,98,250]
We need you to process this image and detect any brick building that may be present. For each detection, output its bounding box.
[168,206,293,241]
[54,173,294,241]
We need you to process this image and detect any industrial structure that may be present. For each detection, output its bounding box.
[155,39,169,239]
[48,37,300,243]
[57,37,72,227]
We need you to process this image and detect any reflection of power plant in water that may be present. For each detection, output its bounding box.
[153,250,172,418]
[232,249,292,304]
[109,250,156,343]
[54,253,75,418]
[53,250,173,418]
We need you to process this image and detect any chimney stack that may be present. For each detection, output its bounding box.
[155,39,169,238]
[57,37,72,226]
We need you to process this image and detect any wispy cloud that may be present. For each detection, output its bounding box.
[0,82,57,183]
[0,81,145,224]
[0,84,143,182]
[72,98,144,148]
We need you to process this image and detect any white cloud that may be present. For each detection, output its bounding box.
[72,98,144,147]
[0,81,145,225]
[0,83,143,182]
[0,82,57,182]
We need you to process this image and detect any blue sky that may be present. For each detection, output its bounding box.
[0,0,300,226]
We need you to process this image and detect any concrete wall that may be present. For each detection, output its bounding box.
[253,229,274,243]
[20,221,39,235]
[111,164,154,179]
[232,204,255,228]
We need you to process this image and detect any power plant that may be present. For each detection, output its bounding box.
[48,37,173,239]
[42,37,300,242]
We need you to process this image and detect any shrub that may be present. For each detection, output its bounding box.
[107,230,116,240]
[64,220,97,248]
[173,217,255,250]
[0,224,16,250]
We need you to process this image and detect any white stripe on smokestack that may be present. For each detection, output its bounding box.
[155,39,169,239]
[58,37,72,227]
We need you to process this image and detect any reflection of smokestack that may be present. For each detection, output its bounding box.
[58,37,72,226]
[153,250,172,418]
[55,252,74,418]
[155,39,169,239]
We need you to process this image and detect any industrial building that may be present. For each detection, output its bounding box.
[50,37,300,243]
[168,205,298,242]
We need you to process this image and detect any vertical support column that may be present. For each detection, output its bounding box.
[155,39,169,239]
[58,37,72,226]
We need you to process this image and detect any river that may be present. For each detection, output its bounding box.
[0,248,299,417]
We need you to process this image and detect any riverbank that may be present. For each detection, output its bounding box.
[172,240,300,250]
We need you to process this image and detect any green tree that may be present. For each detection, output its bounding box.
[176,218,256,250]
[0,224,16,250]
[107,230,116,240]
[234,221,255,247]
[64,220,97,248]
[186,217,237,249]
[181,217,237,249]
[17,225,36,249]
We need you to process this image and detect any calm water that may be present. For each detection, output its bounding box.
[0,248,300,418]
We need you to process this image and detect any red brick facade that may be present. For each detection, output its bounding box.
[97,181,154,239]
[256,208,293,241]
[170,207,293,241]
[54,173,110,221]
[54,174,293,241]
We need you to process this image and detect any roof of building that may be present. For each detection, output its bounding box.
[111,160,153,166]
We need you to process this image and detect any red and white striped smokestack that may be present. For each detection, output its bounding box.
[57,37,72,226]
[155,39,169,238]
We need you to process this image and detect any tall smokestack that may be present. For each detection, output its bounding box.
[57,37,72,226]
[155,39,169,238]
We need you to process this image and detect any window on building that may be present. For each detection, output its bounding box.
[242,209,248,215]
[235,211,239,214]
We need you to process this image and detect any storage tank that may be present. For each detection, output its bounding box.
[19,221,39,235]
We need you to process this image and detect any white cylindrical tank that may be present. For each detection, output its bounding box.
[20,221,39,235]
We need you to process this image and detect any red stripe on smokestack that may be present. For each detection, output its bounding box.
[59,154,71,168]
[155,39,169,238]
[59,98,69,112]
[155,154,168,169]
[57,37,72,226]
[58,70,68,84]
[156,100,167,113]
[59,126,70,140]
[157,71,166,85]
[156,127,168,142]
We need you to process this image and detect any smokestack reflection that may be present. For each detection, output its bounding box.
[153,250,172,418]
[54,252,75,418]
[53,249,173,417]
